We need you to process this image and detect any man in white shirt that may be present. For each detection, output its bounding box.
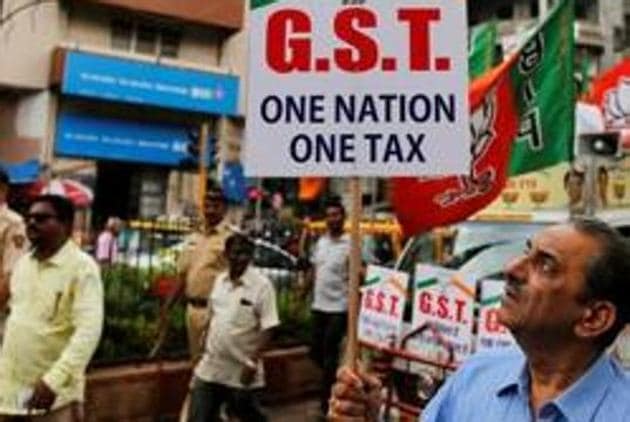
[305,197,350,416]
[188,233,279,422]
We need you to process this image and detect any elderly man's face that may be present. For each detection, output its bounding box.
[498,224,600,341]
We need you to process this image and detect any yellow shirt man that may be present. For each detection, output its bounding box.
[0,204,28,345]
[177,221,231,360]
[0,240,103,415]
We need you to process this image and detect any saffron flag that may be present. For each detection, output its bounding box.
[298,177,326,201]
[585,58,630,130]
[393,0,574,236]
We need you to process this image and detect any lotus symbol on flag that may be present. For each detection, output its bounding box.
[603,78,630,129]
[470,95,496,160]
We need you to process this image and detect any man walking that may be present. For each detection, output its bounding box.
[0,195,104,421]
[188,233,279,422]
[166,186,231,362]
[0,168,27,347]
[329,218,630,421]
[305,197,350,416]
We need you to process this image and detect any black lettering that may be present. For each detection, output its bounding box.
[406,134,426,162]
[335,95,355,123]
[290,134,311,163]
[261,95,283,124]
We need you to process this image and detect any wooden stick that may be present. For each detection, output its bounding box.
[347,177,363,369]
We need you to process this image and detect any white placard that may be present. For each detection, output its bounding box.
[358,265,409,349]
[246,0,470,177]
[409,264,475,365]
[475,279,516,352]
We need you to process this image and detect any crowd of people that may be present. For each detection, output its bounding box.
[0,165,629,421]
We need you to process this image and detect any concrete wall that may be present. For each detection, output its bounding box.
[0,0,63,88]
[63,4,222,71]
[599,0,624,68]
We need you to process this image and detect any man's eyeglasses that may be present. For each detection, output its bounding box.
[26,213,58,223]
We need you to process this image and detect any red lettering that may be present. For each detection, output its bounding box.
[419,292,432,314]
[267,9,312,73]
[364,289,374,310]
[397,8,440,71]
[389,295,400,318]
[454,299,467,324]
[375,291,386,313]
[334,8,379,72]
[485,309,504,333]
[437,295,449,319]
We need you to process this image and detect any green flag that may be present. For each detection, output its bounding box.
[469,21,498,81]
[508,0,575,175]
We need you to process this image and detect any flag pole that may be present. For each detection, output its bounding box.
[347,176,363,368]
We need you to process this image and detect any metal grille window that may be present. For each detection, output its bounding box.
[135,23,158,55]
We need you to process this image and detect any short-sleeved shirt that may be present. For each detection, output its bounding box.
[311,233,350,313]
[422,347,630,422]
[177,221,231,300]
[0,204,27,281]
[0,241,104,415]
[95,230,118,264]
[194,267,279,389]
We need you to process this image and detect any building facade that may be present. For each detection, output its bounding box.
[0,0,246,227]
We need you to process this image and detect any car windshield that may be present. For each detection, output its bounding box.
[396,221,548,278]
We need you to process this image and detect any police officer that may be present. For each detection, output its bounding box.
[160,185,231,362]
[0,168,27,347]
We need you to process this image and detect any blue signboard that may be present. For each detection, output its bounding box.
[55,112,212,167]
[0,160,39,183]
[62,51,239,116]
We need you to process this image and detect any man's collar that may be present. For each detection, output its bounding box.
[496,351,529,397]
[36,240,74,266]
[495,351,615,422]
[552,352,615,422]
[205,219,229,235]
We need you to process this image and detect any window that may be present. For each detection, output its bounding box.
[575,0,598,22]
[135,23,158,55]
[160,28,182,58]
[111,18,133,51]
[110,18,182,58]
[496,5,514,19]
[626,15,630,48]
[530,0,539,18]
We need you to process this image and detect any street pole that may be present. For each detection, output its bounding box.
[198,122,210,214]
[584,155,597,217]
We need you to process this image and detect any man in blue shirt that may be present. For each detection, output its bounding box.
[328,218,630,421]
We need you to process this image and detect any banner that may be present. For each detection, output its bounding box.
[246,0,470,177]
[409,265,475,365]
[358,266,409,349]
[475,280,515,353]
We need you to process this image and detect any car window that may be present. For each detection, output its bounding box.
[458,241,526,284]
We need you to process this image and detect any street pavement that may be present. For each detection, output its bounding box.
[265,395,322,422]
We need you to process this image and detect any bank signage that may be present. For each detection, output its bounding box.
[55,112,210,167]
[62,51,239,116]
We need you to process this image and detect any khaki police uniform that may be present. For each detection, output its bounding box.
[0,205,27,346]
[177,221,231,361]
